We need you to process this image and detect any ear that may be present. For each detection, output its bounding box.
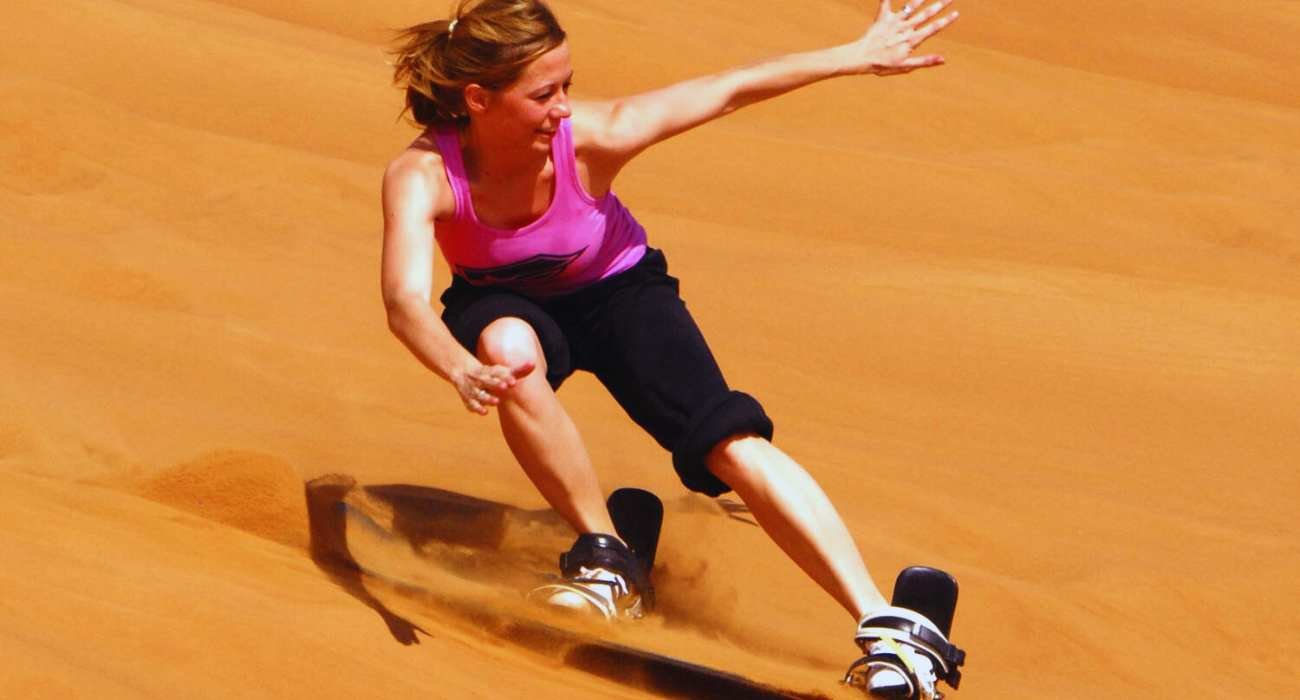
[463,84,494,116]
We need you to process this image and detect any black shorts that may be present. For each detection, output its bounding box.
[440,248,774,496]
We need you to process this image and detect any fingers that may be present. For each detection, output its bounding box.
[905,0,950,25]
[480,361,532,391]
[460,360,537,414]
[879,54,945,75]
[909,9,959,45]
[476,365,520,391]
[510,361,536,379]
[461,377,492,415]
[462,384,496,413]
[468,377,504,403]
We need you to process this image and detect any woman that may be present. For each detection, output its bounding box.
[381,1,962,695]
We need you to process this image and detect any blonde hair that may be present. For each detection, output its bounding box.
[391,0,567,127]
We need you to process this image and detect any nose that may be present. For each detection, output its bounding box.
[550,98,571,119]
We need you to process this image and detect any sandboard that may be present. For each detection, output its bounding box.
[495,614,828,700]
[309,478,828,700]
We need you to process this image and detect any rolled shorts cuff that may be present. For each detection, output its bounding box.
[671,390,775,497]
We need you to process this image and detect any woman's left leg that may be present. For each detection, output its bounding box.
[706,434,886,621]
[574,249,886,619]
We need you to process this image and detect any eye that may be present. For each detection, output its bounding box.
[532,80,572,102]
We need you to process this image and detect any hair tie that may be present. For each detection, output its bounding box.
[447,18,458,36]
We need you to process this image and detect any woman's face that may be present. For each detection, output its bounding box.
[471,41,573,153]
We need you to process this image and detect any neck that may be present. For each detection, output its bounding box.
[461,121,550,184]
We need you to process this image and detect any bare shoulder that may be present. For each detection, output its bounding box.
[382,133,454,221]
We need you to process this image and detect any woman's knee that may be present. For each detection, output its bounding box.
[477,317,546,370]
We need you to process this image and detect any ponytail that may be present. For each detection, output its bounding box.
[390,0,566,128]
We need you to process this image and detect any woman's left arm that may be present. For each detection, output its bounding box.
[577,0,958,173]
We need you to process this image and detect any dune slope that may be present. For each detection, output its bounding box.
[3,0,1298,697]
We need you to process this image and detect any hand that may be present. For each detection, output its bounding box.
[844,0,960,76]
[453,360,535,415]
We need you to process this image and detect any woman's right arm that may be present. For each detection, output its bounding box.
[380,157,526,415]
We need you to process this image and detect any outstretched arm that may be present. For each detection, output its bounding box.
[577,1,958,174]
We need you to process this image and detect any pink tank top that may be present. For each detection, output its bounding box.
[432,119,647,298]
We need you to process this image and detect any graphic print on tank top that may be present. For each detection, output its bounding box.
[454,247,588,286]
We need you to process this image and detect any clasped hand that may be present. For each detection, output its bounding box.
[453,360,534,415]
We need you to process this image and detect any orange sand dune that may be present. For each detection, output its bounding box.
[3,0,1298,697]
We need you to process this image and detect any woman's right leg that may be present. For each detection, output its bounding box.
[477,316,617,537]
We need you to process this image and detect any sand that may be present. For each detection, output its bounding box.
[3,0,1298,697]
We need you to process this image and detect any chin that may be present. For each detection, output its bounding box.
[530,131,556,150]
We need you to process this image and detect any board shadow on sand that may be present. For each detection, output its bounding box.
[303,474,428,645]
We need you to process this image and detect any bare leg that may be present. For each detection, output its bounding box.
[478,318,616,536]
[707,435,886,621]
